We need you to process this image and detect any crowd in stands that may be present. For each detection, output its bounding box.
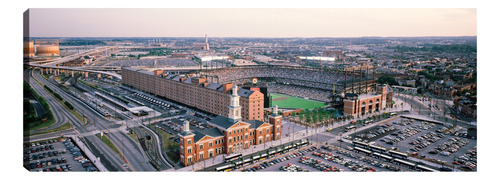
[202,66,349,102]
[104,59,198,67]
[275,78,333,91]
[206,66,348,85]
[268,83,331,102]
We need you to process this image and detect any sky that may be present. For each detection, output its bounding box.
[28,8,476,38]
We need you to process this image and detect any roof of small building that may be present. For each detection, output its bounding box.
[210,115,237,129]
[248,120,265,129]
[200,127,225,138]
[206,82,222,90]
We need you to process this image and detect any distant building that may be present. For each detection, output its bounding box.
[172,52,189,58]
[454,97,477,119]
[23,40,35,58]
[35,39,60,56]
[323,50,343,59]
[178,88,282,166]
[194,34,210,50]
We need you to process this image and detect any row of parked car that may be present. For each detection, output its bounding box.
[382,126,422,145]
[40,164,73,172]
[356,124,398,140]
[435,137,470,156]
[412,122,437,130]
[187,118,210,130]
[244,146,318,172]
[279,163,308,172]
[133,92,177,111]
[25,144,55,154]
[25,150,65,162]
[409,131,444,152]
[299,156,343,172]
[153,123,181,143]
[161,120,183,132]
[393,118,415,126]
[335,148,401,172]
[24,139,58,148]
[322,149,378,172]
[25,157,68,170]
[453,146,476,170]
[63,138,98,172]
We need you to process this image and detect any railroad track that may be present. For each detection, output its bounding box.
[132,126,172,171]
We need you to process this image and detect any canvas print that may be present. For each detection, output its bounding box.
[23,8,477,172]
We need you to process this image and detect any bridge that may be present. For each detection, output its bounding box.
[28,46,122,79]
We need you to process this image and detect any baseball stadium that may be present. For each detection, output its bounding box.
[201,65,378,104]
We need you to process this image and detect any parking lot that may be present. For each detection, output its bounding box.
[242,144,417,172]
[348,117,477,171]
[24,138,98,172]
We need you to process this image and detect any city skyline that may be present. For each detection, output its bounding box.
[29,8,476,38]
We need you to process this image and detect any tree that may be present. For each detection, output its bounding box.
[292,112,296,117]
[377,75,398,85]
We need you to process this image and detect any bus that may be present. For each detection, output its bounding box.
[353,141,369,148]
[394,159,415,169]
[364,120,373,125]
[368,144,387,153]
[416,165,439,172]
[215,164,234,172]
[377,153,394,162]
[344,125,356,132]
[354,147,372,155]
[388,150,408,159]
[224,153,243,163]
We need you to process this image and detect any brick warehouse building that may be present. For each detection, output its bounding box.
[178,85,282,166]
[343,84,393,117]
[122,67,264,121]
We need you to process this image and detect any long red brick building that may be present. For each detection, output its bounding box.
[122,67,264,121]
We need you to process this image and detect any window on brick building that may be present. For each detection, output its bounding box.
[187,139,191,145]
[209,142,213,147]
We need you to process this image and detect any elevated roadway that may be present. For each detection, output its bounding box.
[30,69,157,171]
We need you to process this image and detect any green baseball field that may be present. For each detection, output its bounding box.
[270,93,327,110]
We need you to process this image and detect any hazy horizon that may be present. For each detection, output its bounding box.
[28,8,477,38]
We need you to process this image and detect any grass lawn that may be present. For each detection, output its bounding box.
[270,93,327,110]
[99,134,121,156]
[148,125,180,162]
[29,122,74,136]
